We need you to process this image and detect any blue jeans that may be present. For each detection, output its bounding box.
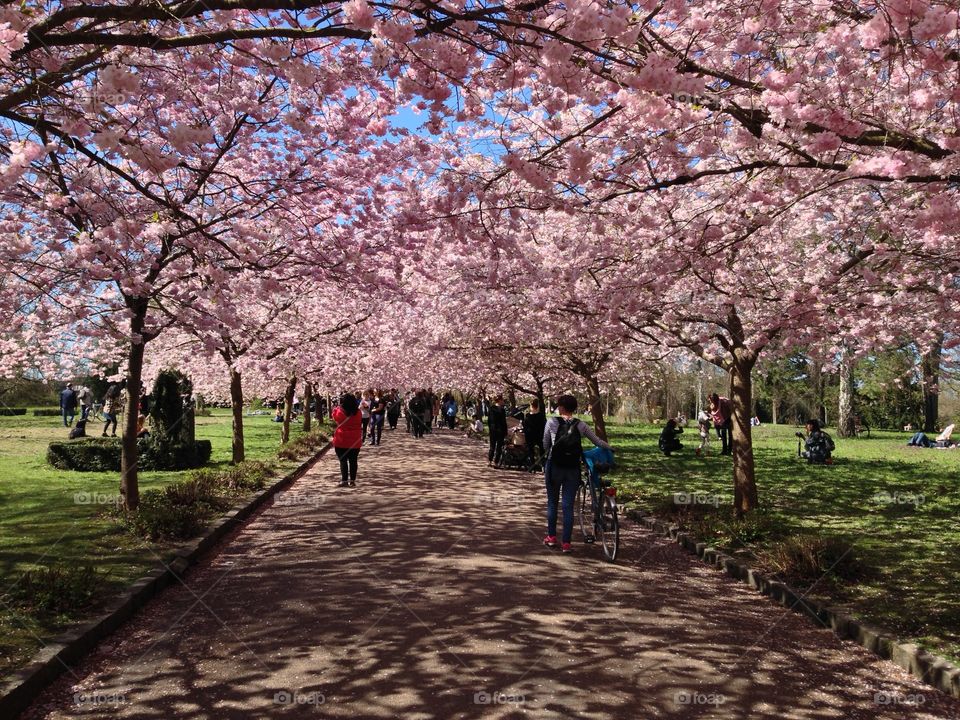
[370,413,384,444]
[62,407,75,426]
[545,461,581,544]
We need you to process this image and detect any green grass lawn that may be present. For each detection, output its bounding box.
[609,420,960,663]
[0,408,316,679]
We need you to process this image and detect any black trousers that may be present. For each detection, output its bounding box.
[335,446,360,484]
[489,433,506,464]
[716,420,732,455]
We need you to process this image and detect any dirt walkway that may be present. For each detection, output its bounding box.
[23,429,960,719]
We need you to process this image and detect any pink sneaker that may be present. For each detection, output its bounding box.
[561,543,572,553]
[543,535,557,547]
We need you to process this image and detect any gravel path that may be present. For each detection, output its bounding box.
[23,429,960,719]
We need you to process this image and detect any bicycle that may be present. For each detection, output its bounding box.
[853,417,870,438]
[575,447,619,562]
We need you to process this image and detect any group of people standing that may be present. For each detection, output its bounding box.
[59,381,129,438]
[658,392,734,457]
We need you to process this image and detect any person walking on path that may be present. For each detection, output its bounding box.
[332,393,362,487]
[102,383,122,437]
[369,391,386,446]
[387,389,401,430]
[543,394,611,553]
[60,383,78,427]
[709,392,733,456]
[487,395,508,467]
[522,398,547,470]
[359,390,372,444]
[408,391,427,438]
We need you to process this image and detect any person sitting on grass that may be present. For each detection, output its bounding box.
[658,418,684,456]
[68,418,87,440]
[798,419,835,464]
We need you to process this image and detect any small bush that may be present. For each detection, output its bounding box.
[117,479,229,541]
[48,437,122,471]
[2,564,99,615]
[49,437,212,472]
[0,408,27,416]
[763,534,862,584]
[278,431,328,460]
[32,408,61,416]
[138,437,212,470]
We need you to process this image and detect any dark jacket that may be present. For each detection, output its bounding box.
[60,387,77,411]
[487,405,508,438]
[522,410,547,448]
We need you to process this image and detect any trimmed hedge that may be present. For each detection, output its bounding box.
[47,437,212,472]
[0,408,27,416]
[32,408,61,416]
[47,437,121,471]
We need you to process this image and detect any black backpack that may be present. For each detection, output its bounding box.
[551,417,583,468]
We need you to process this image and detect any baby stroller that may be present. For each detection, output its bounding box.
[499,427,546,472]
[498,427,528,470]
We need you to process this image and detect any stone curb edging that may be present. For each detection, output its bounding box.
[623,508,960,699]
[1,442,332,719]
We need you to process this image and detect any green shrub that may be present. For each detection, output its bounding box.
[47,437,211,472]
[47,437,122,471]
[2,564,99,616]
[32,408,61,416]
[0,408,27,416]
[763,534,862,584]
[117,479,229,541]
[278,431,328,460]
[138,437,212,470]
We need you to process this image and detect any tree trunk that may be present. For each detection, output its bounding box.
[922,337,943,433]
[506,387,517,409]
[584,374,608,442]
[302,382,312,433]
[281,374,296,444]
[771,395,779,425]
[535,376,546,412]
[229,368,245,464]
[837,355,855,438]
[120,300,148,511]
[729,358,759,516]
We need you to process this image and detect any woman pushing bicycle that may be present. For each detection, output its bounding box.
[543,394,612,553]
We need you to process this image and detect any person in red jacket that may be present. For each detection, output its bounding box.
[332,392,363,487]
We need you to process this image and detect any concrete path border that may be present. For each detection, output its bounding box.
[625,508,960,699]
[0,442,331,719]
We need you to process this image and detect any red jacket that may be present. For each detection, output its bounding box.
[332,406,362,449]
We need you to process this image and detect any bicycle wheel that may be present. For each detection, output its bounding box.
[598,494,619,562]
[576,481,594,543]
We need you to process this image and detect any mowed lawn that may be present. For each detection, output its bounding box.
[0,408,311,679]
[609,420,960,663]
